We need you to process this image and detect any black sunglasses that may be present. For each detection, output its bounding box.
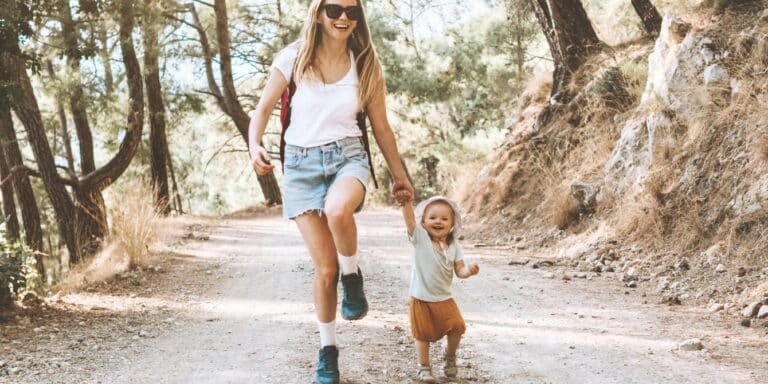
[323,4,363,21]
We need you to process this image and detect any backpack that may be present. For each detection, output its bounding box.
[279,54,379,189]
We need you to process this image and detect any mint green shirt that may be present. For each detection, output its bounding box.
[408,223,464,302]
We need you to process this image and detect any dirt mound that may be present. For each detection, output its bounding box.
[459,4,768,320]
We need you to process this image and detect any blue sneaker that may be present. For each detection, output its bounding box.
[340,268,369,320]
[315,345,340,384]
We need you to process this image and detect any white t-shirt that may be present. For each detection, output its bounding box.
[408,223,464,302]
[271,44,363,148]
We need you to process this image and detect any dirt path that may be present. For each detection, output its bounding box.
[2,209,767,383]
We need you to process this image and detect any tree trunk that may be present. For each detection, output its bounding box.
[212,0,282,206]
[631,0,662,36]
[143,0,171,216]
[0,128,20,242]
[45,60,77,176]
[1,51,80,263]
[166,150,184,214]
[79,0,145,196]
[97,25,114,95]
[0,105,44,275]
[530,0,602,102]
[60,0,109,248]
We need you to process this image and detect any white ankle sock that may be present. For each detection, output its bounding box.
[317,320,336,347]
[339,252,359,276]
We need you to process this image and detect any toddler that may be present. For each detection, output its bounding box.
[397,194,480,383]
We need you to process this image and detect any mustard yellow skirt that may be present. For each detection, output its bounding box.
[409,297,466,342]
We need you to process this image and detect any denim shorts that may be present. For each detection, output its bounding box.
[282,136,370,220]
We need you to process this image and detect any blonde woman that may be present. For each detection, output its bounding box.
[248,0,414,382]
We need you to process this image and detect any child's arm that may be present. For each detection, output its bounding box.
[396,191,416,236]
[454,260,480,279]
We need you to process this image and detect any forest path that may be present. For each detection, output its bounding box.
[3,209,766,383]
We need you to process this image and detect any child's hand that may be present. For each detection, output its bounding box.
[466,263,480,276]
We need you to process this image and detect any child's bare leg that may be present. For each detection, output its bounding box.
[446,332,461,357]
[416,340,431,366]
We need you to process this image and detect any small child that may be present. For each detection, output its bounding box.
[397,193,480,383]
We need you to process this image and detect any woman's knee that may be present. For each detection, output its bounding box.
[324,203,353,229]
[315,263,339,285]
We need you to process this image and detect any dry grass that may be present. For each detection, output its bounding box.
[547,184,581,230]
[108,181,163,269]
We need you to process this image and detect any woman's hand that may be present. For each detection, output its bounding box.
[391,178,414,206]
[250,145,275,175]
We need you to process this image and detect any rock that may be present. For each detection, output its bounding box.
[757,306,768,319]
[678,339,703,351]
[626,281,638,288]
[736,267,747,277]
[543,272,555,279]
[703,64,729,87]
[656,277,669,293]
[708,303,724,313]
[701,244,722,266]
[574,272,588,279]
[625,267,639,280]
[741,302,763,318]
[715,264,727,273]
[674,258,690,271]
[740,318,751,327]
[570,181,599,213]
[7,367,20,375]
[0,361,5,368]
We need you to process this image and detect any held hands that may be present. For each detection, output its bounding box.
[391,178,414,206]
[394,190,413,206]
[250,145,274,176]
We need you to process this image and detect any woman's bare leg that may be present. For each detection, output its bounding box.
[294,213,339,323]
[324,177,365,257]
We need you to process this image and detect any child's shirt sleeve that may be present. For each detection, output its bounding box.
[454,243,464,262]
[408,223,428,246]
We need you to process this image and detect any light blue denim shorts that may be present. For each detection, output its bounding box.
[282,136,370,220]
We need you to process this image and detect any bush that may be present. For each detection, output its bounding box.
[0,240,35,309]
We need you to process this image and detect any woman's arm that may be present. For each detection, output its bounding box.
[366,91,415,199]
[248,68,288,175]
[454,260,480,279]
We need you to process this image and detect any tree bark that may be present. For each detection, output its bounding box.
[60,0,108,250]
[45,60,77,177]
[79,0,144,194]
[530,0,602,102]
[631,0,662,36]
[210,0,281,205]
[166,150,184,214]
[0,105,44,275]
[0,129,20,242]
[143,0,171,216]
[1,51,80,263]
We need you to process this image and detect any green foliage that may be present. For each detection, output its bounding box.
[367,2,539,200]
[0,217,37,305]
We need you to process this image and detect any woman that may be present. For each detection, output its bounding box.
[248,1,414,383]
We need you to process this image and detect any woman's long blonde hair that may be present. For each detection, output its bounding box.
[293,0,385,110]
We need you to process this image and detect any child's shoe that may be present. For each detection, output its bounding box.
[340,268,368,320]
[443,354,458,378]
[417,364,437,383]
[315,345,340,384]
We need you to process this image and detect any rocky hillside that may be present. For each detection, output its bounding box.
[459,4,768,325]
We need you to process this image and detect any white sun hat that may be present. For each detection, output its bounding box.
[414,195,462,238]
